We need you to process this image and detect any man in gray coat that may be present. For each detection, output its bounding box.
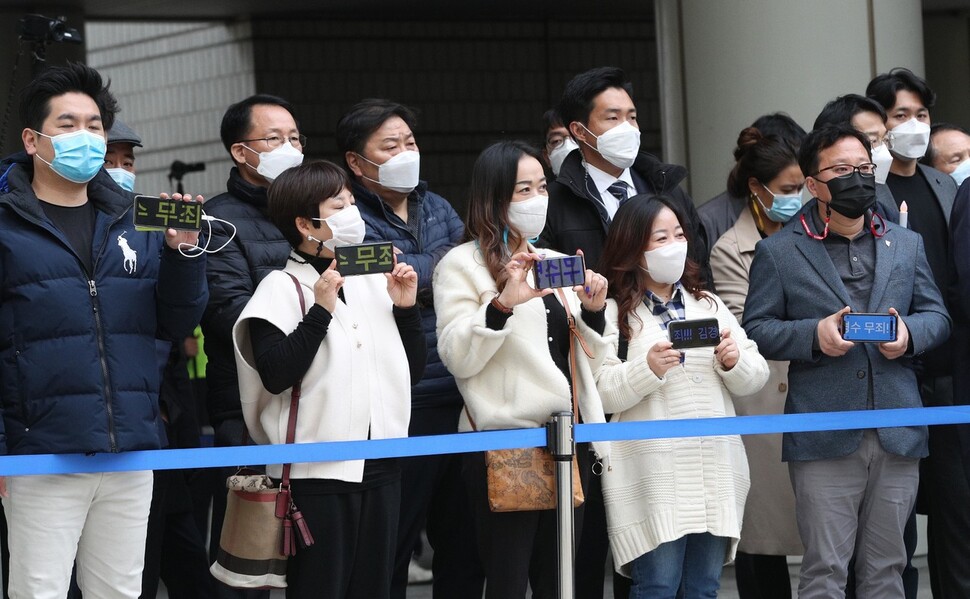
[744,124,950,599]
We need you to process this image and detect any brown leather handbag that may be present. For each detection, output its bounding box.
[473,289,591,512]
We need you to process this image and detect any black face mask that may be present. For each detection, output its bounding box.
[823,172,876,219]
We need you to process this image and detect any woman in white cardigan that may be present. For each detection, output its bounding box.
[433,140,610,599]
[594,194,769,599]
[233,161,426,598]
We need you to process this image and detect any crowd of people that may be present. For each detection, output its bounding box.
[0,59,967,599]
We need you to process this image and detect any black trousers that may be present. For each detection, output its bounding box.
[142,469,216,599]
[733,553,791,599]
[920,375,970,599]
[462,447,591,599]
[286,474,400,599]
[389,406,484,599]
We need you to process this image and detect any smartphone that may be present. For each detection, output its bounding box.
[534,255,586,289]
[841,312,897,343]
[133,195,202,231]
[668,318,720,349]
[334,241,395,276]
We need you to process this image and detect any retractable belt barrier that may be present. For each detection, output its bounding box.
[1,405,970,476]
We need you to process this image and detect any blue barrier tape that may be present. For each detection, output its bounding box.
[1,406,969,476]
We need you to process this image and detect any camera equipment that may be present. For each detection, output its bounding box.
[168,161,207,195]
[17,15,83,46]
[0,15,83,154]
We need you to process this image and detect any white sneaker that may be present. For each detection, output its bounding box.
[407,558,433,585]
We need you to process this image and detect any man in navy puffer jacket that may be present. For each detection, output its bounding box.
[0,63,207,598]
[337,99,483,598]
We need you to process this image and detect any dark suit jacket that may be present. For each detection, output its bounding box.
[743,200,951,462]
[877,164,957,234]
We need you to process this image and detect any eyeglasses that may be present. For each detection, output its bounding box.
[813,163,877,179]
[870,132,894,150]
[237,134,307,150]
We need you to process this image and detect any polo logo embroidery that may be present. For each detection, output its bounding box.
[117,232,137,274]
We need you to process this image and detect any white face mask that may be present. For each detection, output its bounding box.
[107,168,136,192]
[643,240,688,285]
[870,143,893,185]
[889,118,931,160]
[581,121,640,170]
[507,194,549,241]
[314,205,366,251]
[359,150,421,193]
[951,158,970,187]
[548,138,579,176]
[245,142,304,182]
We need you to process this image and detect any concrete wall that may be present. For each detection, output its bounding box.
[659,0,926,204]
[85,21,256,199]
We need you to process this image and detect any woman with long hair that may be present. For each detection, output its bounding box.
[595,194,769,598]
[433,140,610,598]
[710,126,805,598]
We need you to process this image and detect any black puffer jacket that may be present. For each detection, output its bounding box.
[200,168,290,426]
[540,149,709,280]
[0,155,207,455]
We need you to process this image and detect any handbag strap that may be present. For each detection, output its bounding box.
[280,272,307,488]
[555,288,589,419]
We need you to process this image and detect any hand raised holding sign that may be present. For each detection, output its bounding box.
[497,252,552,309]
[386,255,418,308]
[158,192,203,250]
[314,260,344,314]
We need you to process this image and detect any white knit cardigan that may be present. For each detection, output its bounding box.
[433,242,611,459]
[595,291,769,574]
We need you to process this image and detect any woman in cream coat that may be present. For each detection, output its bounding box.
[709,126,805,599]
[433,140,610,599]
[595,194,769,599]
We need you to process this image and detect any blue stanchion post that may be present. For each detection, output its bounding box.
[547,411,575,599]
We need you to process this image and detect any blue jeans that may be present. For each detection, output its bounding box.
[629,533,728,599]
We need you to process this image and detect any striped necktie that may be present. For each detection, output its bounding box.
[607,180,630,204]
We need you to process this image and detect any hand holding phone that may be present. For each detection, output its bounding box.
[334,242,395,276]
[533,255,586,289]
[841,312,897,343]
[133,195,202,232]
[668,318,720,349]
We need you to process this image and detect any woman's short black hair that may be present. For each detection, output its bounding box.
[267,160,351,248]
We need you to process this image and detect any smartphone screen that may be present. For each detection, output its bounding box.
[534,255,586,289]
[334,242,395,276]
[668,318,720,349]
[133,195,202,231]
[841,313,896,342]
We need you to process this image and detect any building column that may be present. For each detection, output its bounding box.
[655,0,925,203]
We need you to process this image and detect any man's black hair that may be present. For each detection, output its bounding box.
[866,67,936,112]
[813,94,887,130]
[19,62,119,132]
[799,124,872,178]
[750,113,807,150]
[924,122,970,167]
[557,66,634,135]
[335,99,418,170]
[219,94,297,153]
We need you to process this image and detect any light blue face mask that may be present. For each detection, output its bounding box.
[107,167,136,192]
[758,182,803,223]
[34,129,107,183]
[950,159,970,188]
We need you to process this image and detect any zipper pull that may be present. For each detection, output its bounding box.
[88,280,98,296]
